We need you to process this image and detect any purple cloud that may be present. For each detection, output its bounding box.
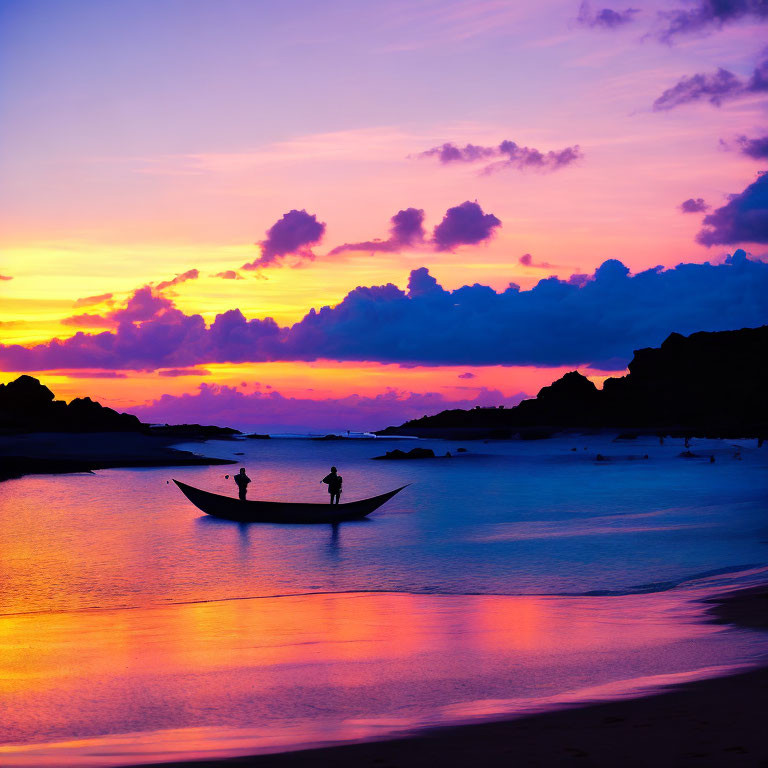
[696,173,768,245]
[61,313,113,328]
[62,286,176,329]
[3,256,767,371]
[158,368,212,377]
[419,143,498,164]
[329,208,426,255]
[243,209,326,270]
[212,270,244,280]
[653,53,768,110]
[458,372,476,379]
[657,0,768,41]
[156,269,199,291]
[110,286,174,324]
[432,201,501,251]
[73,293,113,308]
[680,197,709,213]
[132,383,526,433]
[519,253,555,268]
[736,133,768,158]
[577,1,639,29]
[60,370,128,379]
[417,139,582,174]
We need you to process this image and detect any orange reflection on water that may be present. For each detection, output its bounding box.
[0,588,728,766]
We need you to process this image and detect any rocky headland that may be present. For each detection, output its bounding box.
[0,376,237,481]
[377,326,768,440]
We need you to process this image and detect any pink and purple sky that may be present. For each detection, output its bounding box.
[1,0,767,430]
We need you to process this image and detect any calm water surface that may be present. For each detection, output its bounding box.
[1,434,767,765]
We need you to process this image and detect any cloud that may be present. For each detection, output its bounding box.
[328,208,426,255]
[432,201,501,251]
[212,270,244,280]
[61,286,176,329]
[653,53,768,110]
[696,172,768,245]
[417,139,582,174]
[243,209,326,270]
[158,368,212,377]
[736,133,768,158]
[73,293,113,308]
[3,256,767,372]
[656,0,768,42]
[61,313,113,328]
[1,274,14,281]
[109,286,174,324]
[458,372,476,379]
[156,269,199,291]
[418,143,497,164]
[577,1,639,29]
[680,197,709,213]
[60,370,128,379]
[132,384,527,433]
[519,253,555,268]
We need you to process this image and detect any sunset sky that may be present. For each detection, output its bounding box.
[1,0,767,430]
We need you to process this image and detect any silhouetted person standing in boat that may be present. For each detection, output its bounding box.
[234,467,251,501]
[322,466,343,504]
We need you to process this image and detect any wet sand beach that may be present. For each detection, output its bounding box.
[132,587,768,768]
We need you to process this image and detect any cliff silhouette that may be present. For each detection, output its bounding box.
[377,326,768,439]
[0,375,144,433]
[0,376,237,481]
[0,375,241,437]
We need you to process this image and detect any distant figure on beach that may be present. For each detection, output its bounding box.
[234,467,251,501]
[322,466,343,504]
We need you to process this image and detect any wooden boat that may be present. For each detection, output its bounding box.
[173,479,408,523]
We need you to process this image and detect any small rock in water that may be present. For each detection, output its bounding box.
[373,447,436,460]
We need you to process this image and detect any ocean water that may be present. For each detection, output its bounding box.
[1,434,767,765]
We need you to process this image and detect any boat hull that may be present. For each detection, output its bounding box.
[173,479,407,523]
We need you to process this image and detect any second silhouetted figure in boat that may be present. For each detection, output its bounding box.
[234,467,251,501]
[321,466,343,504]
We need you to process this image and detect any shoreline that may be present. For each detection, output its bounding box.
[0,431,235,482]
[130,585,768,768]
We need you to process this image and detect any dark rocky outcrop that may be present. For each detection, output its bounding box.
[0,375,144,433]
[377,326,768,439]
[373,447,436,460]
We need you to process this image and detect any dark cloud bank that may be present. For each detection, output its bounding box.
[2,253,767,372]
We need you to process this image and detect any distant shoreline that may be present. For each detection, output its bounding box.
[130,585,768,768]
[0,431,235,483]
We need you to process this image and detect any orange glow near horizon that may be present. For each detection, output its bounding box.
[0,362,622,413]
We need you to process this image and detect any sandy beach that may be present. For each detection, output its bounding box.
[131,587,768,768]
